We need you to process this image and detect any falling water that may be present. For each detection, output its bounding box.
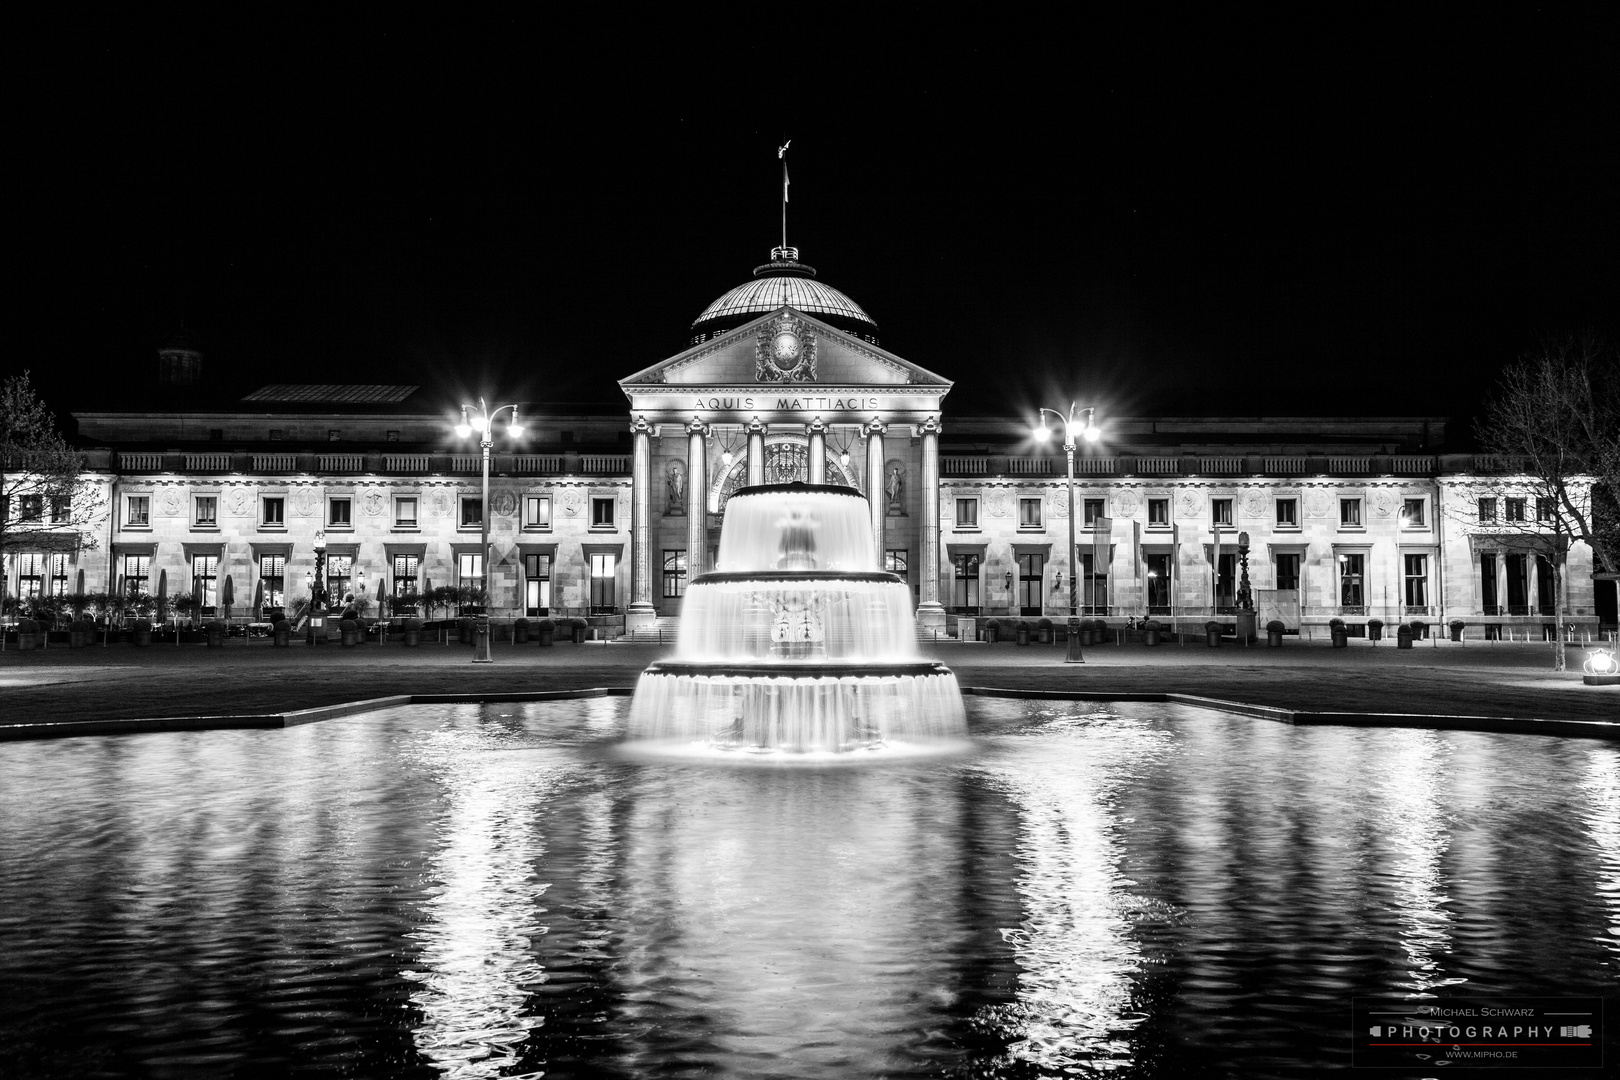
[628,482,967,754]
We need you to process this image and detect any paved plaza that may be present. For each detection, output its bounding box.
[1,634,1616,727]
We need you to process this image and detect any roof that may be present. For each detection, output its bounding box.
[241,385,421,404]
[692,249,875,331]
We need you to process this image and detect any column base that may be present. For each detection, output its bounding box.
[626,603,657,634]
[915,602,947,634]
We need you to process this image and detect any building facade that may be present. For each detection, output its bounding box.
[5,250,1613,637]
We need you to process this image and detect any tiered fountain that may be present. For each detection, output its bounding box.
[628,482,967,754]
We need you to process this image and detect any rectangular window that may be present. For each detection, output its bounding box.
[591,497,616,529]
[1339,499,1361,528]
[1018,497,1042,529]
[1017,552,1044,614]
[261,554,286,609]
[1146,552,1171,611]
[1536,554,1556,615]
[1401,498,1425,528]
[1083,499,1105,527]
[1505,497,1526,522]
[524,494,552,530]
[1404,553,1429,609]
[126,495,150,528]
[522,553,551,615]
[456,552,483,593]
[49,553,69,596]
[1212,498,1233,527]
[193,554,219,608]
[262,496,285,529]
[1077,549,1108,614]
[590,552,617,613]
[16,552,44,598]
[327,555,353,603]
[1505,553,1528,613]
[392,554,420,600]
[1536,496,1557,522]
[955,498,979,528]
[1215,553,1236,612]
[1480,552,1499,613]
[1338,552,1365,609]
[19,495,43,522]
[459,496,482,529]
[394,496,418,529]
[1275,552,1301,591]
[1478,497,1497,523]
[194,495,218,528]
[1148,498,1169,526]
[951,552,981,613]
[328,497,352,529]
[1275,498,1298,528]
[662,549,687,598]
[885,549,909,583]
[49,495,70,523]
[124,554,150,597]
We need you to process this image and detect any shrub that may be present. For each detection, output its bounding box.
[18,619,40,634]
[404,618,422,631]
[70,619,95,634]
[1037,617,1052,630]
[1266,620,1285,633]
[514,618,530,630]
[132,619,153,633]
[984,618,1000,631]
[1144,619,1162,632]
[1449,618,1466,630]
[1328,617,1345,628]
[1205,620,1223,632]
[340,619,358,632]
[1367,618,1384,630]
[272,619,289,632]
[1408,619,1428,634]
[537,619,555,631]
[570,618,588,629]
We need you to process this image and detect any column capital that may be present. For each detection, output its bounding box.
[918,414,942,436]
[745,415,768,435]
[685,415,709,437]
[805,415,828,435]
[860,415,887,437]
[629,414,654,435]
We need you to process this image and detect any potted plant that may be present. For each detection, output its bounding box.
[1397,622,1414,649]
[69,617,95,648]
[403,617,422,647]
[16,618,44,650]
[1409,619,1429,640]
[1328,617,1347,648]
[1014,620,1031,646]
[1036,617,1053,644]
[272,618,291,646]
[131,618,153,647]
[1266,619,1286,647]
[205,619,227,647]
[571,617,588,644]
[1449,618,1466,642]
[536,618,555,646]
[1144,619,1162,646]
[171,590,199,627]
[513,617,530,644]
[340,618,361,646]
[983,618,1000,644]
[1205,620,1223,647]
[1367,617,1384,642]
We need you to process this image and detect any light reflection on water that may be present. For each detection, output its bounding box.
[1,699,1618,1078]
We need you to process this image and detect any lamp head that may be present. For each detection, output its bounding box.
[470,413,488,433]
[721,450,733,466]
[313,529,326,553]
[1033,417,1051,443]
[507,408,524,438]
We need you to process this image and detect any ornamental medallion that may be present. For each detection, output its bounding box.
[755,314,817,382]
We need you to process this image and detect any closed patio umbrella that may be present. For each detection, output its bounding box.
[156,569,170,642]
[75,568,84,597]
[222,575,235,623]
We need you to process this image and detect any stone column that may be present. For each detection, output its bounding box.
[746,417,766,488]
[863,417,886,564]
[626,417,655,630]
[687,417,708,576]
[807,416,827,484]
[916,415,946,630]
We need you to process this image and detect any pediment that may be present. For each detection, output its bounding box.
[619,307,951,391]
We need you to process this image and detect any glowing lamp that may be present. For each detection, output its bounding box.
[470,414,487,432]
[508,423,525,437]
[1082,424,1101,443]
[721,450,733,466]
[455,422,472,438]
[1582,648,1620,685]
[840,451,850,466]
[1033,422,1051,443]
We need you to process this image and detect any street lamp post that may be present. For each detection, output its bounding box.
[455,398,525,664]
[1034,404,1100,663]
[305,529,328,644]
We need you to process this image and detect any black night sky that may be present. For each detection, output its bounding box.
[13,9,1617,437]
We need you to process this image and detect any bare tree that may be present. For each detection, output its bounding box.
[1475,335,1620,670]
[1,372,106,603]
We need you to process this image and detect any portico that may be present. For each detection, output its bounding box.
[619,305,952,633]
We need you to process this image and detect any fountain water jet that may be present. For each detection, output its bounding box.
[628,482,967,754]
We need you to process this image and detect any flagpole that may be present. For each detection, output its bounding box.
[778,140,791,251]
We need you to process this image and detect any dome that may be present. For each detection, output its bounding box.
[690,247,879,346]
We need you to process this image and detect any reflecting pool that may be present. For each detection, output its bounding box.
[1,699,1617,1078]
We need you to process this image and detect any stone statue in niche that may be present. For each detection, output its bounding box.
[885,460,906,516]
[666,461,686,515]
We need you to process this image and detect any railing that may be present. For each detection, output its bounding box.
[317,454,365,472]
[1328,456,1371,474]
[941,456,988,475]
[119,452,164,471]
[450,454,481,473]
[513,454,564,473]
[1474,454,1525,473]
[385,454,429,473]
[1198,457,1246,475]
[1007,458,1053,476]
[1135,457,1180,475]
[581,455,630,474]
[1264,456,1309,474]
[252,453,298,471]
[1402,605,1434,617]
[185,453,231,471]
[1340,605,1368,616]
[1390,456,1435,474]
[1075,457,1116,475]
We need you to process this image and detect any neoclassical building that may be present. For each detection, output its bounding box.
[6,247,1614,638]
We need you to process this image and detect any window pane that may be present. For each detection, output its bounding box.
[264,498,284,525]
[196,497,217,524]
[592,498,615,527]
[1149,498,1168,525]
[956,499,977,527]
[396,498,417,526]
[1276,499,1296,526]
[662,549,687,598]
[262,554,286,607]
[1401,499,1424,527]
[1212,499,1232,526]
[1340,500,1360,526]
[525,495,551,528]
[128,496,149,526]
[330,499,352,526]
[1019,498,1041,527]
